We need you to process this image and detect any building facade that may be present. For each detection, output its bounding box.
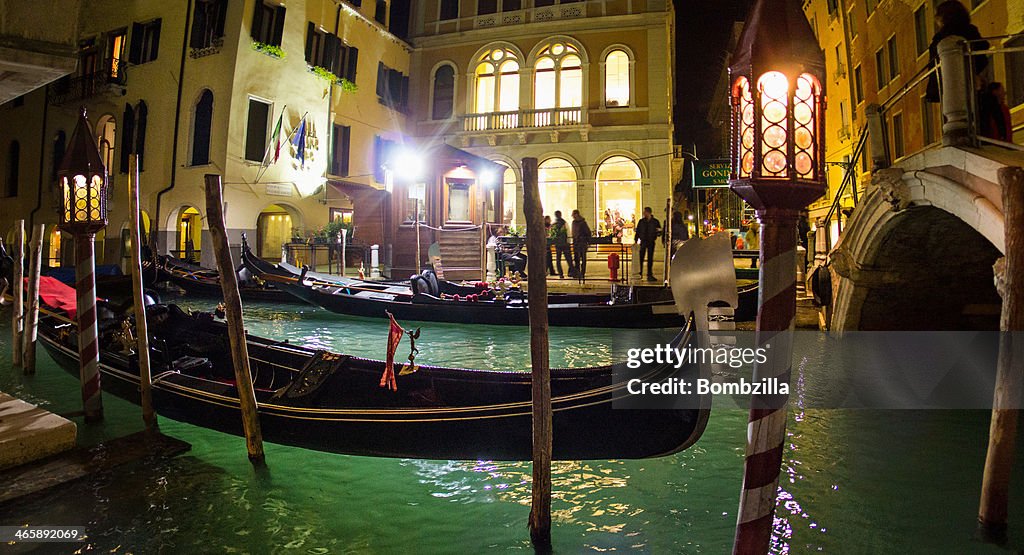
[1,0,410,272]
[408,0,677,243]
[801,0,1023,237]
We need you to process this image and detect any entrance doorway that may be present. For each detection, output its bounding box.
[257,204,293,259]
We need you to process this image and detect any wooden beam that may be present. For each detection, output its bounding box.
[130,155,156,431]
[204,174,265,463]
[523,157,552,549]
[22,224,44,373]
[12,219,24,368]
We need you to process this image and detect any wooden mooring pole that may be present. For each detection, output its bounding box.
[22,224,44,374]
[522,157,552,549]
[130,155,156,431]
[204,174,265,463]
[978,166,1024,543]
[11,219,24,368]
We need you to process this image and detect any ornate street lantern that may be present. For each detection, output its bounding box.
[726,1,826,553]
[728,0,827,210]
[56,108,109,422]
[58,109,108,234]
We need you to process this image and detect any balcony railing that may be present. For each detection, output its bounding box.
[48,65,127,105]
[462,107,585,132]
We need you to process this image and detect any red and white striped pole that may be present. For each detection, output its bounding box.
[733,208,799,553]
[75,232,103,422]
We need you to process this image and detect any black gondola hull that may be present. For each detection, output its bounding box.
[38,309,708,460]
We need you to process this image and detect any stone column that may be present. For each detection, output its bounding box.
[938,35,970,146]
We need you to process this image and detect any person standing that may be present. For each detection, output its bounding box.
[552,210,573,278]
[544,215,557,276]
[571,210,592,280]
[744,220,760,268]
[979,82,1013,142]
[634,207,661,282]
[926,1,989,102]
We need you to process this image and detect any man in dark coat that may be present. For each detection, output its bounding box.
[551,210,574,278]
[570,209,592,280]
[634,206,661,282]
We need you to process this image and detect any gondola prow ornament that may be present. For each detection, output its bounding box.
[58,108,110,422]
[726,0,827,552]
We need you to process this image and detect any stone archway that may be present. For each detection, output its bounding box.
[831,168,1004,332]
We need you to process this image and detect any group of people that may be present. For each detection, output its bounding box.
[542,207,668,282]
[544,210,592,279]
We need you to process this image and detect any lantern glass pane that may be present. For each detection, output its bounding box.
[734,76,753,178]
[758,71,789,177]
[794,73,820,179]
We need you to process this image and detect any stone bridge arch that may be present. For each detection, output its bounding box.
[830,157,1007,332]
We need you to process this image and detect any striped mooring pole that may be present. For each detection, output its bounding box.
[733,208,800,553]
[75,232,103,422]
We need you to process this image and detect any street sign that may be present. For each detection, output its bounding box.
[693,159,732,188]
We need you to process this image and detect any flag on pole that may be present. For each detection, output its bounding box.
[291,116,307,166]
[271,112,284,162]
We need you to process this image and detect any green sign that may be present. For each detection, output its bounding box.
[692,159,732,188]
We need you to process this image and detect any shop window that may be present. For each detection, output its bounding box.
[596,156,641,241]
[538,158,576,215]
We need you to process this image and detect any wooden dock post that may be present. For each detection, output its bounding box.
[978,166,1024,543]
[130,155,156,431]
[522,157,552,549]
[204,174,265,463]
[22,224,44,374]
[11,220,24,368]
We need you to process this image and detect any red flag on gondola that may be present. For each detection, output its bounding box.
[381,312,404,391]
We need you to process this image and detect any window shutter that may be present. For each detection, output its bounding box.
[340,126,350,176]
[215,0,228,37]
[135,101,148,171]
[150,19,162,61]
[346,46,358,82]
[271,6,286,46]
[190,2,208,48]
[129,22,144,64]
[305,22,315,63]
[322,34,338,72]
[399,76,407,111]
[251,2,264,41]
[120,103,135,174]
[376,62,385,96]
[373,136,384,182]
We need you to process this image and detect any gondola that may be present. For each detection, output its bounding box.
[157,255,297,303]
[36,283,709,461]
[241,237,759,327]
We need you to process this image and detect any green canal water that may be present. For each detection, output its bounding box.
[1,300,1023,554]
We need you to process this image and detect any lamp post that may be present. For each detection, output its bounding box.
[726,1,826,552]
[58,108,110,423]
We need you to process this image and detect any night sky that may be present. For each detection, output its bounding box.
[674,0,754,156]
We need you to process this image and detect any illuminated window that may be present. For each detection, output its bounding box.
[538,158,577,215]
[758,71,789,177]
[495,161,518,225]
[474,48,520,115]
[604,49,630,107]
[47,227,62,268]
[533,43,583,116]
[596,156,641,242]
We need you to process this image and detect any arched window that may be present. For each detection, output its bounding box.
[596,156,642,242]
[192,89,214,165]
[432,65,455,120]
[474,48,520,115]
[538,158,576,215]
[3,141,19,198]
[534,42,583,112]
[604,49,630,107]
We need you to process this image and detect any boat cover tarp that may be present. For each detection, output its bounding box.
[35,275,78,319]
